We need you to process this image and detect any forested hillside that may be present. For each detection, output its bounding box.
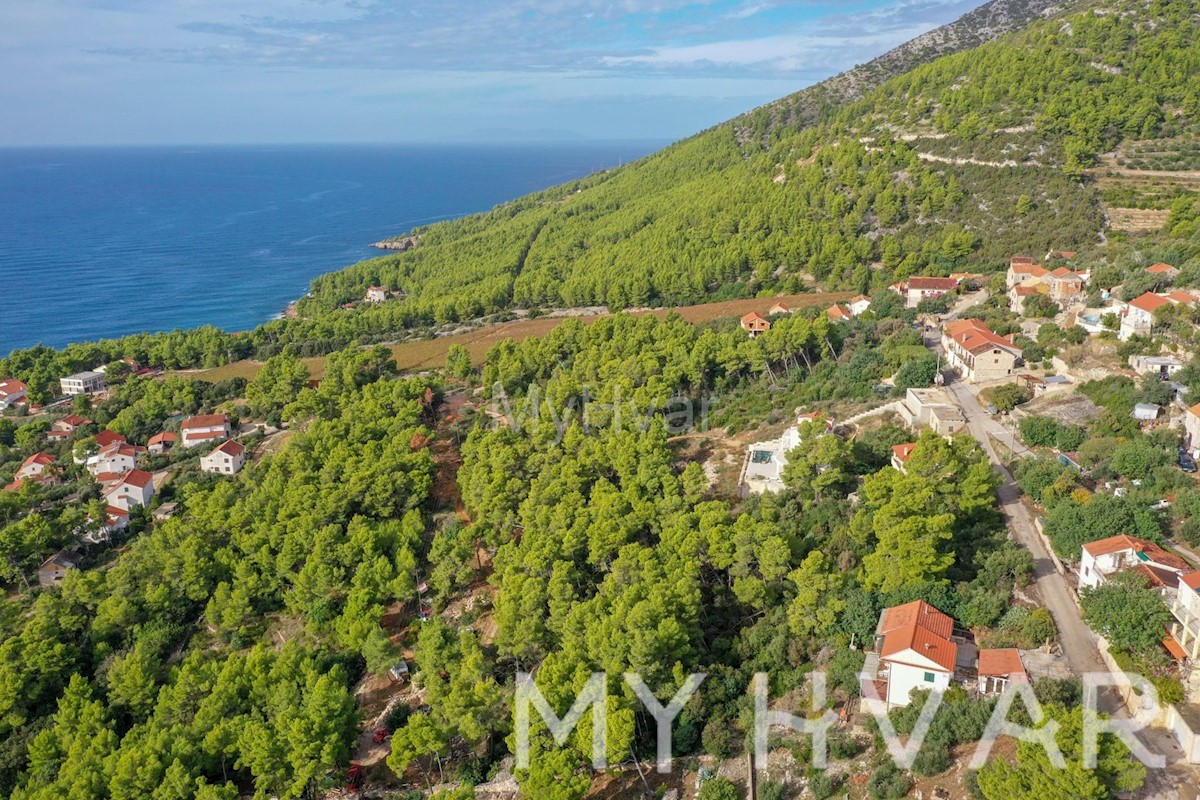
[293,0,1198,325]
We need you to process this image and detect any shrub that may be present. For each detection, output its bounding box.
[828,731,862,760]
[758,779,789,800]
[867,762,912,800]
[912,741,953,776]
[807,770,840,800]
[698,777,740,800]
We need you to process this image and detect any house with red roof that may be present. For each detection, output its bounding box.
[767,302,791,316]
[46,414,94,440]
[890,443,917,472]
[0,379,27,410]
[739,312,770,338]
[892,276,960,308]
[1006,259,1049,289]
[86,442,146,478]
[826,304,851,322]
[941,319,1023,383]
[1146,262,1180,280]
[977,649,1028,695]
[201,440,247,475]
[16,452,56,481]
[1120,291,1174,340]
[180,414,231,447]
[147,431,179,455]
[1078,534,1189,590]
[93,430,126,449]
[103,468,155,511]
[863,600,964,710]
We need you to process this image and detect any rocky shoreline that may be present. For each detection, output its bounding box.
[370,234,421,251]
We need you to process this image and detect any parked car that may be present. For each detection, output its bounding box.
[1179,451,1197,473]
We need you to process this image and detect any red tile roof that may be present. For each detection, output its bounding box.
[768,302,791,314]
[0,379,26,397]
[891,443,917,463]
[94,430,127,448]
[58,414,93,428]
[1009,257,1035,267]
[22,452,55,469]
[1147,262,1176,274]
[183,430,226,442]
[214,440,246,457]
[826,304,851,321]
[1166,291,1196,305]
[878,600,957,673]
[1081,534,1189,571]
[944,319,1022,356]
[1130,563,1184,588]
[114,469,154,489]
[978,648,1027,679]
[182,414,229,430]
[1181,571,1200,591]
[1128,292,1172,314]
[906,276,960,291]
[148,431,179,446]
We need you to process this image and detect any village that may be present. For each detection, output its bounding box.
[732,249,1200,774]
[6,247,1200,797]
[1,363,255,588]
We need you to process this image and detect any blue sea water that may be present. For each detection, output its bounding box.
[0,143,661,355]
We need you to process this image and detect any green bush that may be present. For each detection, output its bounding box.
[867,762,912,800]
[699,776,740,800]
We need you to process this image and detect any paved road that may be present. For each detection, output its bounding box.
[942,379,1111,681]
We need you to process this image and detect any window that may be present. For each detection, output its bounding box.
[923,672,935,683]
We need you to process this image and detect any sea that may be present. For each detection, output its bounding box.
[0,142,662,355]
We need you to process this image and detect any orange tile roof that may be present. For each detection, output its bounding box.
[214,440,246,457]
[1181,571,1200,591]
[944,319,1022,356]
[1128,292,1172,314]
[1011,263,1049,278]
[148,431,179,445]
[891,443,917,463]
[1166,291,1196,305]
[978,649,1027,679]
[1009,257,1035,267]
[1081,534,1189,572]
[114,469,154,489]
[906,276,960,291]
[826,304,851,321]
[879,600,957,673]
[22,452,55,468]
[0,379,26,396]
[1164,633,1187,661]
[94,430,126,448]
[1147,262,1176,274]
[182,413,228,430]
[58,414,93,428]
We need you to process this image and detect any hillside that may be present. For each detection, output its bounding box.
[284,0,1198,336]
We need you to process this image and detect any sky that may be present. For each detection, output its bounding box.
[0,0,988,146]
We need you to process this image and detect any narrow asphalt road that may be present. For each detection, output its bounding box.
[941,379,1111,681]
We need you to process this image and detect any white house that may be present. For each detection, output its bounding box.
[60,371,106,396]
[180,414,231,447]
[1120,292,1172,340]
[364,286,389,303]
[1129,355,1184,379]
[892,276,960,308]
[1005,258,1049,289]
[201,440,246,475]
[147,431,179,455]
[848,295,872,317]
[1077,534,1189,590]
[977,648,1028,695]
[46,414,93,441]
[890,443,917,472]
[16,452,56,481]
[865,600,959,709]
[0,379,27,410]
[87,442,146,479]
[103,469,155,511]
[1165,571,1200,662]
